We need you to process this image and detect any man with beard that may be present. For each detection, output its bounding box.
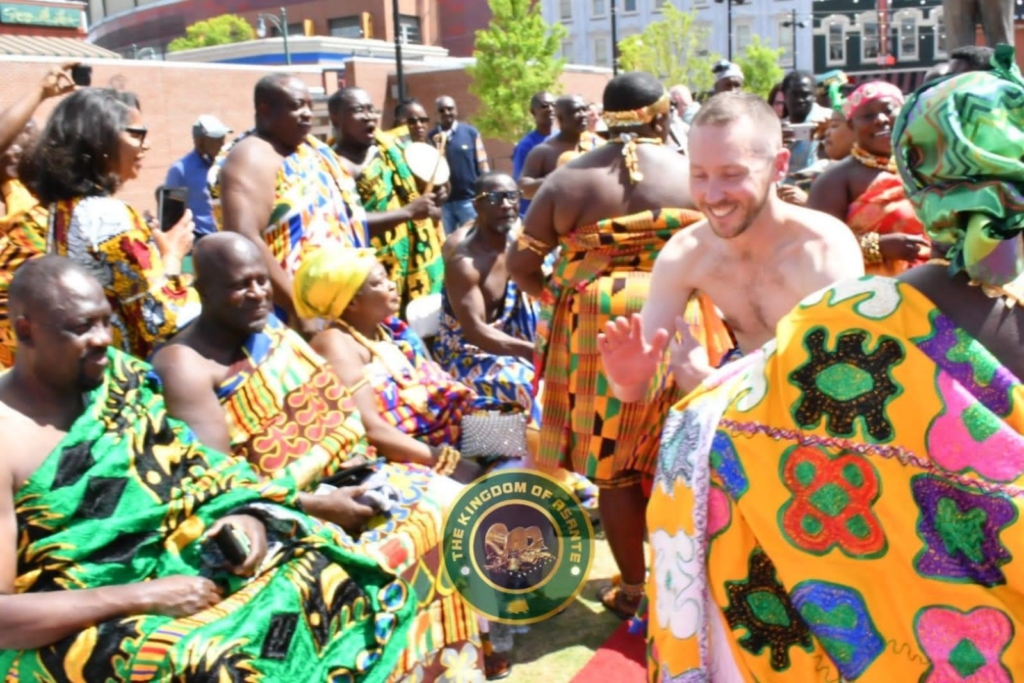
[434,172,538,420]
[808,81,929,275]
[0,256,413,680]
[599,91,863,399]
[513,92,555,215]
[518,94,603,199]
[507,72,705,620]
[329,87,445,312]
[211,73,367,328]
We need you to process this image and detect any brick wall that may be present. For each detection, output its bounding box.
[0,56,610,213]
[0,57,324,213]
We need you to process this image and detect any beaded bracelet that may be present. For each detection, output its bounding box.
[859,231,883,265]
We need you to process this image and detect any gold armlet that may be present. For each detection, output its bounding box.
[859,232,883,265]
[516,232,556,257]
[433,445,462,476]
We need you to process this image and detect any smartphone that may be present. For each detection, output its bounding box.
[321,461,378,489]
[70,64,92,87]
[213,524,249,566]
[157,186,188,232]
[791,123,816,143]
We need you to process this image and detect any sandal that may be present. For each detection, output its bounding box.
[598,582,644,620]
[481,633,512,680]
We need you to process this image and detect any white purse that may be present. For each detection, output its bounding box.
[459,409,529,460]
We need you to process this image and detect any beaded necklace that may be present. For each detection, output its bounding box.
[850,143,897,173]
[336,319,418,388]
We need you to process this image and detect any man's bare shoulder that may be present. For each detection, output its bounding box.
[222,136,280,177]
[151,343,217,386]
[786,204,856,241]
[664,218,712,257]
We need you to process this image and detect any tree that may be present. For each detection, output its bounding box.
[168,14,255,52]
[735,36,785,99]
[617,3,719,94]
[468,0,567,143]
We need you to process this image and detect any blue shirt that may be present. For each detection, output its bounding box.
[164,149,216,236]
[512,129,548,216]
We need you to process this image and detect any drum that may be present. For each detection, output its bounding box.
[405,141,451,189]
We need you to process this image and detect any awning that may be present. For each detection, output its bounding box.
[0,35,120,58]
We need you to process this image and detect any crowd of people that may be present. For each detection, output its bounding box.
[0,36,1022,681]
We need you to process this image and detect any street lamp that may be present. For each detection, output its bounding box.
[131,43,159,60]
[256,7,291,66]
[392,0,405,103]
[713,0,742,60]
[610,0,619,75]
[782,10,807,69]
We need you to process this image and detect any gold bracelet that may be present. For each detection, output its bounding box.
[859,231,883,265]
[433,445,461,477]
[515,232,556,257]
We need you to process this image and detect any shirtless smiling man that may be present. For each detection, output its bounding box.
[600,91,864,397]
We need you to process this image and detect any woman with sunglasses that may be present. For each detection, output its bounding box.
[29,88,199,359]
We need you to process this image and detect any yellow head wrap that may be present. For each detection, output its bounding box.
[293,246,378,321]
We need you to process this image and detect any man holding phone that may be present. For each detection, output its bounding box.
[781,70,833,183]
[165,115,232,241]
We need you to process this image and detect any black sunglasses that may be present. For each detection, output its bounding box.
[124,125,148,144]
[475,190,521,205]
[406,116,430,124]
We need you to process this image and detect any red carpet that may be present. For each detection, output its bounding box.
[569,622,646,683]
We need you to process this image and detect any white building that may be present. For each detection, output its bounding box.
[542,0,814,76]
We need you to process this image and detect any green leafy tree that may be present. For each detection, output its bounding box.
[735,36,785,99]
[617,3,719,94]
[168,14,255,52]
[468,0,567,143]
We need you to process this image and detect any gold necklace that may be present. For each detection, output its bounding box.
[928,258,1024,309]
[850,143,897,173]
[608,135,664,183]
[336,319,418,387]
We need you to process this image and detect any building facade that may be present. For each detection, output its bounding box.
[87,0,439,59]
[1,0,87,37]
[436,0,491,56]
[543,0,815,73]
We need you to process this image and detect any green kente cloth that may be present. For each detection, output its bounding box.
[893,44,1024,286]
[1,348,413,682]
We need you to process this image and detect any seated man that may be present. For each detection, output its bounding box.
[151,234,495,680]
[0,256,411,680]
[435,172,539,422]
[647,53,1024,680]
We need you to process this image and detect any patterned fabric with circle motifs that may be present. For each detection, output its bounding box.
[1,348,413,682]
[647,276,1024,682]
[210,314,484,680]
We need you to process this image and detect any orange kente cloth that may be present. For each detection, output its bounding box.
[846,171,929,276]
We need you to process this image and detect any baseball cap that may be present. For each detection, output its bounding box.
[712,60,744,83]
[193,114,232,138]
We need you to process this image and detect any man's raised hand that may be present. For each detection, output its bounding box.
[598,313,669,402]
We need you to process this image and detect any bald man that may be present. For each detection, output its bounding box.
[518,94,603,200]
[210,73,368,330]
[0,255,412,680]
[153,233,502,680]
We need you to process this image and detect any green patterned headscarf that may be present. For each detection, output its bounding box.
[892,45,1024,286]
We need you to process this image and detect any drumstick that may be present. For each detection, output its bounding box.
[425,132,447,196]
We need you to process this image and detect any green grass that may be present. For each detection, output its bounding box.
[503,537,623,682]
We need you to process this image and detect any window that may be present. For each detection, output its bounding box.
[861,18,879,60]
[899,13,918,59]
[654,0,668,10]
[270,22,305,37]
[328,16,362,38]
[560,0,572,21]
[695,21,711,55]
[827,22,845,64]
[935,10,948,56]
[623,0,637,11]
[777,18,794,65]
[594,36,610,66]
[561,40,574,60]
[592,0,606,17]
[735,23,752,53]
[398,14,421,44]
